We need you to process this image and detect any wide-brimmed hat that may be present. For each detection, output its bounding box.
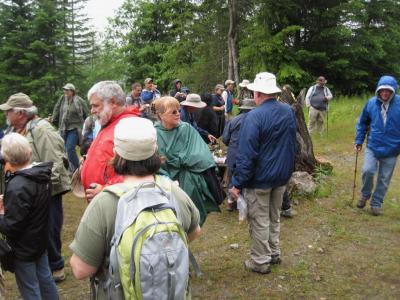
[180,93,206,108]
[144,78,153,84]
[247,72,281,94]
[0,93,33,111]
[215,84,225,90]
[225,79,235,86]
[239,79,250,88]
[71,162,85,198]
[114,117,157,161]
[239,98,256,110]
[63,83,76,91]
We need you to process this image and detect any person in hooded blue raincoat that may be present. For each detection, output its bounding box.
[355,75,400,216]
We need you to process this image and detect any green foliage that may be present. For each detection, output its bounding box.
[103,0,400,95]
[0,0,96,119]
[1,0,400,115]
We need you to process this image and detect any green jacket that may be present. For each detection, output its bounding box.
[52,95,89,132]
[26,118,71,196]
[155,121,220,226]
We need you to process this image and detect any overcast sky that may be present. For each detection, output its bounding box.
[85,0,124,32]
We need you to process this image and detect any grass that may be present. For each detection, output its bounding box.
[3,96,400,299]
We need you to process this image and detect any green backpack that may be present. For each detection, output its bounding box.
[103,175,190,300]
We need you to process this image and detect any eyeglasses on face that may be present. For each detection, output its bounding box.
[169,109,180,115]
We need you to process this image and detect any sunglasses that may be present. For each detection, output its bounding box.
[169,109,180,115]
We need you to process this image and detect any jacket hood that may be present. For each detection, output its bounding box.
[14,161,53,184]
[173,79,182,87]
[375,75,398,96]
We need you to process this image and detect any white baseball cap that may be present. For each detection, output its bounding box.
[114,117,157,161]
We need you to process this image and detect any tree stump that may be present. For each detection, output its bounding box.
[280,86,318,174]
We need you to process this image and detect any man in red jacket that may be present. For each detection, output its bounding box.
[81,81,139,201]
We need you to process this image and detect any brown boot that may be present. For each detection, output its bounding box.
[371,207,382,216]
[356,196,369,208]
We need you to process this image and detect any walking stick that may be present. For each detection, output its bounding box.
[351,150,359,207]
[326,103,329,137]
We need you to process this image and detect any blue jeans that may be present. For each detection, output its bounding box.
[47,194,64,271]
[62,129,79,172]
[14,253,59,300]
[361,148,397,208]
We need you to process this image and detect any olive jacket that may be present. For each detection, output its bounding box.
[25,118,71,196]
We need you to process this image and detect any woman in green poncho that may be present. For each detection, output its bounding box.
[153,96,221,225]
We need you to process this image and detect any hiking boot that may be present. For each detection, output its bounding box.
[371,207,382,216]
[356,196,369,208]
[244,259,271,274]
[52,268,65,283]
[281,208,297,218]
[270,255,282,265]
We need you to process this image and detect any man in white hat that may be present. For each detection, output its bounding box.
[180,93,216,143]
[230,72,297,274]
[238,79,253,105]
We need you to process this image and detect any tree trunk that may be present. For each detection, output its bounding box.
[228,0,239,84]
[280,87,318,174]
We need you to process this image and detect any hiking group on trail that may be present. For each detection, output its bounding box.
[0,71,399,299]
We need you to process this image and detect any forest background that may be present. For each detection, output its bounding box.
[0,0,399,117]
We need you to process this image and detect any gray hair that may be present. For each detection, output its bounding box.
[13,106,38,119]
[87,81,126,105]
[1,133,32,166]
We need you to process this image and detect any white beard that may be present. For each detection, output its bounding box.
[99,104,113,126]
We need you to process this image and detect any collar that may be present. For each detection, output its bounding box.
[103,108,131,128]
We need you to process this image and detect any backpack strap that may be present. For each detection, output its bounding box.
[103,183,133,198]
[156,176,184,226]
[189,250,203,278]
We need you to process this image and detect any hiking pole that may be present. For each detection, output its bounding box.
[326,103,329,137]
[351,149,359,207]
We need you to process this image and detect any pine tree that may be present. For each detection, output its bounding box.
[59,0,96,81]
[0,0,35,98]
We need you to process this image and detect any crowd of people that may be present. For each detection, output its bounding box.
[0,71,399,299]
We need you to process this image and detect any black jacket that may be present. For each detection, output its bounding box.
[197,106,219,138]
[0,162,53,261]
[169,79,186,102]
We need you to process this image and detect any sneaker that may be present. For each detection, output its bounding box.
[270,255,282,265]
[244,259,271,274]
[371,207,382,216]
[227,200,237,212]
[357,196,369,208]
[52,268,66,283]
[281,208,297,218]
